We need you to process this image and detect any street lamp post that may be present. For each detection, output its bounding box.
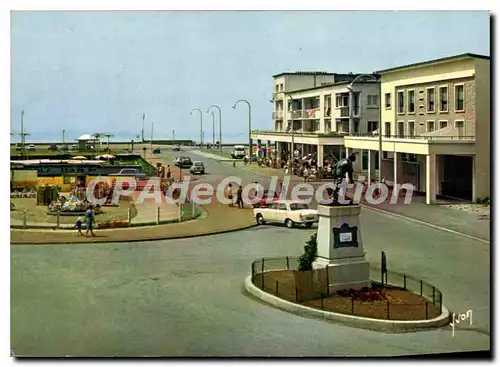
[346,74,381,182]
[232,99,252,163]
[19,110,30,158]
[271,92,295,168]
[142,113,146,143]
[190,108,203,149]
[206,105,222,156]
[150,121,154,150]
[211,110,216,147]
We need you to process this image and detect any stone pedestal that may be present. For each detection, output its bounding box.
[312,205,371,292]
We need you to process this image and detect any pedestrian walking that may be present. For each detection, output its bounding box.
[85,205,96,237]
[236,185,244,209]
[226,183,234,207]
[74,216,83,236]
[303,167,309,183]
[166,165,172,180]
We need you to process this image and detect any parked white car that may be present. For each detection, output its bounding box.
[253,200,318,228]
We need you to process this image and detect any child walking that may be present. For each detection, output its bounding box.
[75,216,83,236]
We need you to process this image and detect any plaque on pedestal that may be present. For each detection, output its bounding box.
[333,223,359,249]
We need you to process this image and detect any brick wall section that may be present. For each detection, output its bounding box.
[392,76,476,137]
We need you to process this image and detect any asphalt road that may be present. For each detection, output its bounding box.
[11,147,491,357]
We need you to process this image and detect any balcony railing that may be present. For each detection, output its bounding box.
[352,106,361,116]
[282,109,320,119]
[345,133,476,141]
[339,106,349,117]
[251,129,347,138]
[272,111,283,120]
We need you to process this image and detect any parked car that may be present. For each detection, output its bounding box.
[15,143,22,151]
[71,144,79,151]
[252,189,280,208]
[172,144,181,152]
[189,161,205,174]
[27,144,36,151]
[231,145,246,159]
[253,200,318,228]
[153,148,161,154]
[109,168,147,178]
[49,144,58,151]
[174,156,193,168]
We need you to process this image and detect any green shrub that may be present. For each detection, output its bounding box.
[476,196,490,206]
[298,233,318,271]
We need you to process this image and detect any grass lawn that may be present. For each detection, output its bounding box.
[10,150,119,158]
[10,198,133,225]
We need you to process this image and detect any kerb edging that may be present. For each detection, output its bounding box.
[244,276,450,333]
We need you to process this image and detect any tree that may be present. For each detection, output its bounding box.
[91,132,104,154]
[298,233,318,271]
[103,133,115,151]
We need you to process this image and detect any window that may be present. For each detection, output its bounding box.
[408,121,415,137]
[269,203,279,210]
[439,120,448,129]
[427,88,435,112]
[367,95,378,107]
[280,83,284,92]
[408,154,417,162]
[367,121,378,133]
[455,85,465,111]
[397,121,405,138]
[455,120,465,137]
[275,84,279,93]
[335,94,349,107]
[384,93,391,108]
[427,120,435,133]
[397,91,405,114]
[290,203,310,210]
[439,86,448,112]
[385,122,391,137]
[278,203,287,211]
[408,90,415,113]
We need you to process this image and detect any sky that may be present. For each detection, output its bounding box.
[10,10,490,143]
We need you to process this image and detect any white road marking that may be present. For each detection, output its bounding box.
[361,204,490,244]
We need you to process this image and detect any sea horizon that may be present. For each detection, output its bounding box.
[9,131,251,145]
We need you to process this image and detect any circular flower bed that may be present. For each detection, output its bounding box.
[253,270,441,321]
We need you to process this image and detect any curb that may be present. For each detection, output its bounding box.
[10,223,257,245]
[10,211,203,231]
[244,276,450,333]
[360,204,490,244]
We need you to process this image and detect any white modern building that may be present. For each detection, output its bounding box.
[343,53,490,204]
[251,71,380,176]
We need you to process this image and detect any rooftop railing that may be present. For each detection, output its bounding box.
[346,133,476,141]
[251,129,348,138]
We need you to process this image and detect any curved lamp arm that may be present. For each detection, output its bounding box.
[232,99,250,109]
[347,74,378,90]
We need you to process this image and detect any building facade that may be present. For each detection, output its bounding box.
[343,53,490,204]
[251,71,381,174]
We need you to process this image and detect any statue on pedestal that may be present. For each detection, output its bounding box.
[325,153,357,206]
